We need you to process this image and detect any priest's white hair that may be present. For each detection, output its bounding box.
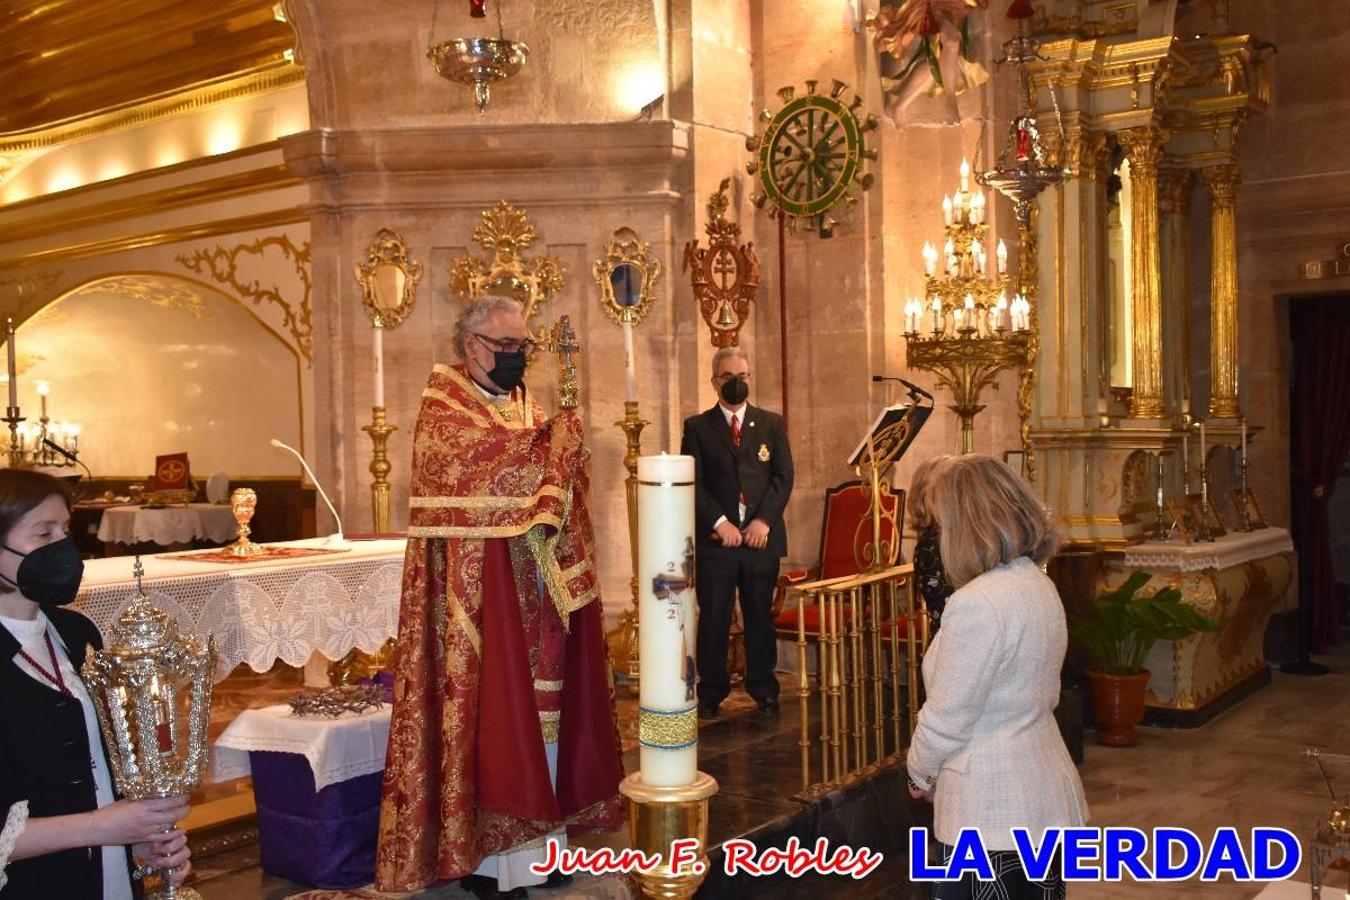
[453,296,525,358]
[711,345,748,378]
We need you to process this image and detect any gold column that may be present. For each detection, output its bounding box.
[1159,167,1195,420]
[1118,127,1168,419]
[1203,164,1241,418]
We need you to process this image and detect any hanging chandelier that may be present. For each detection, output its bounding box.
[427,0,529,113]
[975,2,1068,223]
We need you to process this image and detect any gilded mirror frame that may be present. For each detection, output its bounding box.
[355,228,423,329]
[449,201,565,350]
[594,227,662,326]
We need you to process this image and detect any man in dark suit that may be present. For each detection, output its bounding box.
[680,346,793,718]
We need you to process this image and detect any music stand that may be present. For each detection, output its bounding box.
[847,390,932,570]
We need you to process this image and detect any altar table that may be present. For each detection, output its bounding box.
[215,705,390,888]
[96,503,239,546]
[73,538,407,679]
[1100,528,1295,726]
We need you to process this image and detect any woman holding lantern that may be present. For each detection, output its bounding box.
[0,469,191,898]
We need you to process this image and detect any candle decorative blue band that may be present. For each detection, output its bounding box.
[638,704,699,750]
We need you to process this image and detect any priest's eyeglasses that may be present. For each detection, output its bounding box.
[714,372,751,383]
[472,332,537,354]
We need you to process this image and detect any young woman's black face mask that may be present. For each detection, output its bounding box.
[1,537,84,606]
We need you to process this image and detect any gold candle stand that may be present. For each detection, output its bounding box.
[3,407,27,469]
[619,772,719,899]
[611,400,648,683]
[362,406,397,534]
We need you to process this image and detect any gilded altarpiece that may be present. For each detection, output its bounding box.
[1024,9,1285,722]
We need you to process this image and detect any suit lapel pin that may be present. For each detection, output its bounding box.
[758,442,770,462]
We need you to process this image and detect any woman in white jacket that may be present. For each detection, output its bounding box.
[906,454,1087,900]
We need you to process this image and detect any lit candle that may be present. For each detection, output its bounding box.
[995,293,1009,331]
[623,319,638,403]
[922,242,937,277]
[372,324,385,409]
[997,239,1008,275]
[35,381,48,419]
[637,453,698,787]
[960,158,970,192]
[1198,420,1207,506]
[953,191,965,223]
[964,294,975,330]
[68,423,80,454]
[5,318,15,410]
[971,239,984,275]
[942,195,953,226]
[931,298,942,335]
[971,192,986,225]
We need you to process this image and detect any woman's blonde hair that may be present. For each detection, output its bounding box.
[924,454,1060,587]
[907,455,953,531]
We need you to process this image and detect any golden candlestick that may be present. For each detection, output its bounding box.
[609,400,648,684]
[362,407,397,534]
[619,772,719,900]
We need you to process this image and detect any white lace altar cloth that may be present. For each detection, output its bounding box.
[1122,528,1293,573]
[74,539,407,680]
[97,503,240,545]
[213,704,391,791]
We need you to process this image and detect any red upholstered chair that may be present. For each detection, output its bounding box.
[771,480,907,640]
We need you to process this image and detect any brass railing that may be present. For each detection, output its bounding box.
[787,564,928,798]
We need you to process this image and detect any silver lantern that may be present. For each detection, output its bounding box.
[82,558,216,900]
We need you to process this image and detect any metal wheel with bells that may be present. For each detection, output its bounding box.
[746,79,878,238]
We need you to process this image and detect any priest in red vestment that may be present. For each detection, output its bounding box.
[375,297,624,898]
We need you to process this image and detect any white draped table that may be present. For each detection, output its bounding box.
[74,538,407,680]
[213,705,392,789]
[96,503,240,546]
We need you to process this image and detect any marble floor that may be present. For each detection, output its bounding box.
[187,637,1350,899]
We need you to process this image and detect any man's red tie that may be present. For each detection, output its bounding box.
[731,413,746,516]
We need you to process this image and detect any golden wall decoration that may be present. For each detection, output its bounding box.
[355,228,423,330]
[96,275,210,320]
[683,179,760,348]
[594,227,661,327]
[449,201,564,347]
[176,234,313,361]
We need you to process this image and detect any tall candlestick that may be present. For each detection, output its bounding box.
[623,319,638,403]
[5,318,15,410]
[372,325,385,409]
[637,453,698,787]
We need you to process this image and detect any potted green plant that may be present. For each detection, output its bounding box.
[1068,571,1221,747]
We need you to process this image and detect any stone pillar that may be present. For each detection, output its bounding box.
[1118,127,1167,420]
[1159,167,1194,420]
[1203,164,1241,418]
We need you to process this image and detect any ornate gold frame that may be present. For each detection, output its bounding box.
[355,228,423,330]
[594,227,662,326]
[450,201,565,347]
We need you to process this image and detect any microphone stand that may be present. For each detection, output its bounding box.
[270,439,346,547]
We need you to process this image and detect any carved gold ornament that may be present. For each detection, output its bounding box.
[177,234,313,361]
[683,179,760,348]
[594,227,662,327]
[449,201,565,347]
[355,228,423,330]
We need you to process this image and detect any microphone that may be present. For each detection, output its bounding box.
[270,439,346,548]
[872,375,934,402]
[42,438,95,483]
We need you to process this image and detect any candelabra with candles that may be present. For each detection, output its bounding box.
[5,381,84,468]
[902,160,1031,454]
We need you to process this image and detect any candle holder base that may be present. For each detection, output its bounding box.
[619,771,719,899]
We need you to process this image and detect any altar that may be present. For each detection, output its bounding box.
[1099,529,1296,726]
[74,538,408,680]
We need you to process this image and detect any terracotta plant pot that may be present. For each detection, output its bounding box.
[1086,669,1151,747]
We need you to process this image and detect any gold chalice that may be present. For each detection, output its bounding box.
[228,487,264,557]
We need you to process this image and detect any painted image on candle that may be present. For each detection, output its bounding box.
[651,536,697,702]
